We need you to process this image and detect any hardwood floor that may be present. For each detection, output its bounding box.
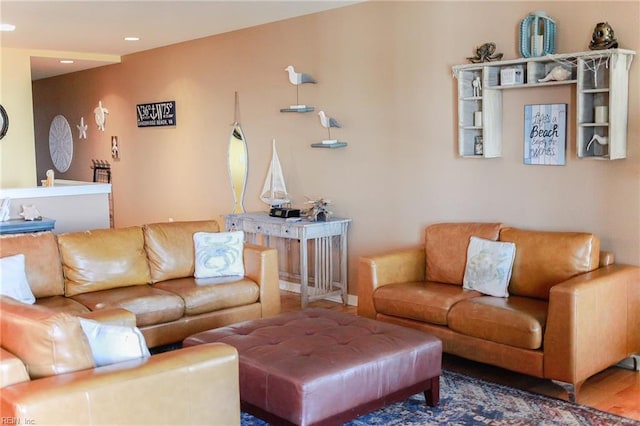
[280,290,640,421]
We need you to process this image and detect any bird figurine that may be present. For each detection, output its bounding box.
[284,65,316,85]
[318,110,340,143]
[284,65,316,109]
[538,65,572,83]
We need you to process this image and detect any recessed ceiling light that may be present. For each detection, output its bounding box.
[0,23,16,32]
[124,36,140,41]
[60,60,74,64]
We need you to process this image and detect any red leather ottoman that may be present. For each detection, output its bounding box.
[183,308,442,426]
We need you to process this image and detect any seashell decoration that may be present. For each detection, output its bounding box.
[538,65,572,83]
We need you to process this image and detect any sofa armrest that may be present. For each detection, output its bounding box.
[357,247,425,319]
[0,349,29,388]
[544,264,640,386]
[1,343,240,425]
[77,308,137,327]
[243,243,281,318]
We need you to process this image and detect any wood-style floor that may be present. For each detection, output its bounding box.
[280,290,640,421]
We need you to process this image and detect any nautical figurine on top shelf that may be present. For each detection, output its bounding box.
[519,11,556,58]
[589,22,618,50]
[467,43,503,63]
[284,65,316,111]
[538,65,572,82]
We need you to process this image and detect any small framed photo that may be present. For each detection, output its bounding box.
[524,104,567,165]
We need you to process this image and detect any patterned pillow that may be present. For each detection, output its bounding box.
[0,254,36,304]
[463,236,516,297]
[193,231,245,278]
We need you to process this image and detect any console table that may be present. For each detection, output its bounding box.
[225,212,351,308]
[0,218,56,235]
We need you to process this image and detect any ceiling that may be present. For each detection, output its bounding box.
[0,1,359,80]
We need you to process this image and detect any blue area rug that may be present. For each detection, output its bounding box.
[241,370,639,425]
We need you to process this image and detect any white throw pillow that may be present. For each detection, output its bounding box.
[193,231,245,279]
[79,319,151,367]
[0,254,36,304]
[463,236,516,298]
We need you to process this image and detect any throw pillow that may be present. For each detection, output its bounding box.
[463,236,516,298]
[193,231,245,279]
[79,319,151,367]
[0,254,36,304]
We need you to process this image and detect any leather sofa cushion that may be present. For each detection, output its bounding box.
[0,296,94,378]
[448,296,548,350]
[373,281,481,325]
[153,277,259,316]
[143,220,220,283]
[500,228,600,300]
[0,232,65,298]
[35,295,91,314]
[58,227,152,296]
[425,223,503,285]
[71,285,184,327]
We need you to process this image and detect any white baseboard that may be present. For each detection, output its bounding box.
[279,280,358,306]
[616,354,640,371]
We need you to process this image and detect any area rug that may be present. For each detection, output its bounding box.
[241,370,639,425]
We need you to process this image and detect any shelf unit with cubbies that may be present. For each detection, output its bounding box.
[452,48,635,160]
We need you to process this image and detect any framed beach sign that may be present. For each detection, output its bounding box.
[524,103,567,165]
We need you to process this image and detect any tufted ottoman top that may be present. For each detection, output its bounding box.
[184,308,442,425]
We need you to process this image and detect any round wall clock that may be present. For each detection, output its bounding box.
[0,104,8,140]
[49,115,73,172]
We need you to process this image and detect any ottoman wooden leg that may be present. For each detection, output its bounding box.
[424,376,440,406]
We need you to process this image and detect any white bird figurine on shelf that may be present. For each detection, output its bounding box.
[284,65,316,109]
[284,65,316,85]
[318,110,340,143]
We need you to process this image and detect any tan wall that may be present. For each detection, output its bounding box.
[0,48,37,188]
[30,2,640,294]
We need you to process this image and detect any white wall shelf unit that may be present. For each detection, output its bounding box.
[452,49,635,160]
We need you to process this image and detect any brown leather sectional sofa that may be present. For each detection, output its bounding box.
[0,219,281,348]
[358,222,640,402]
[0,219,281,424]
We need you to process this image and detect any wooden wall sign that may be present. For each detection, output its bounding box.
[136,101,176,127]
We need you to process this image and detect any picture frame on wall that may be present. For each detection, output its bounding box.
[523,103,567,165]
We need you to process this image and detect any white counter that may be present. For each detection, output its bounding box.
[0,179,111,199]
[0,180,112,233]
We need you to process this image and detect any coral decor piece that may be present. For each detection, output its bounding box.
[304,197,332,222]
[20,205,42,221]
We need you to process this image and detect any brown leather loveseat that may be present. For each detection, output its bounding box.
[358,222,640,402]
[0,219,281,348]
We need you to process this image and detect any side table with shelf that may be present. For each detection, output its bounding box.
[453,48,635,160]
[225,212,351,308]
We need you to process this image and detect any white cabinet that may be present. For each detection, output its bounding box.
[453,49,635,160]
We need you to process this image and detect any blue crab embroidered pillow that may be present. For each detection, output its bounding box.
[462,236,516,297]
[193,231,245,278]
